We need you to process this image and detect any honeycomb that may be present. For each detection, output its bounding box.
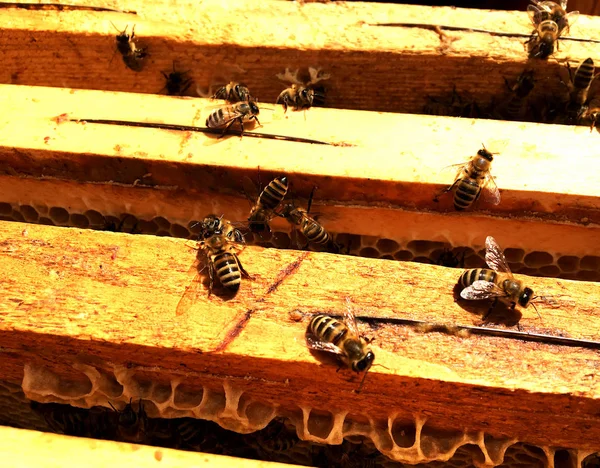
[0,360,593,467]
[1,201,599,282]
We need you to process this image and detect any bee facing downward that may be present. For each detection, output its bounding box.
[564,58,595,124]
[435,145,501,211]
[526,0,578,59]
[206,101,260,137]
[212,82,252,103]
[112,24,148,71]
[176,215,250,315]
[306,300,375,392]
[459,236,544,320]
[109,399,147,443]
[161,63,193,96]
[247,176,289,233]
[279,187,339,253]
[276,67,330,112]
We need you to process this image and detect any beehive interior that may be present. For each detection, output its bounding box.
[1,202,598,283]
[2,363,599,468]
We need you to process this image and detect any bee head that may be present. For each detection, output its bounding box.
[353,351,375,373]
[201,215,223,237]
[119,405,138,428]
[299,87,314,104]
[477,148,494,161]
[248,101,260,115]
[235,84,250,101]
[519,287,534,307]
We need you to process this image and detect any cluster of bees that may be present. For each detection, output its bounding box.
[178,146,551,391]
[113,24,330,136]
[30,400,385,467]
[427,1,600,129]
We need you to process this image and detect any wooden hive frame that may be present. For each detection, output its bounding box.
[1,0,600,467]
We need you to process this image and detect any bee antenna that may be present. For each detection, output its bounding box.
[108,402,118,412]
[355,371,369,394]
[530,302,542,320]
[110,21,125,34]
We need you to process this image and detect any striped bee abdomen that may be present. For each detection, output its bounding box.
[260,177,288,210]
[573,58,594,93]
[309,314,348,345]
[206,108,225,128]
[459,268,497,288]
[302,218,330,245]
[212,252,241,290]
[454,178,481,210]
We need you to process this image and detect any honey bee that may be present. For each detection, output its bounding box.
[526,0,578,59]
[112,24,148,71]
[435,145,501,211]
[31,402,115,440]
[176,215,249,312]
[585,106,600,131]
[161,63,193,96]
[246,176,289,233]
[109,399,147,443]
[459,236,541,319]
[279,187,339,253]
[212,82,252,103]
[564,58,595,124]
[254,422,299,454]
[498,70,535,120]
[434,247,466,268]
[276,67,330,112]
[306,300,375,392]
[206,101,260,136]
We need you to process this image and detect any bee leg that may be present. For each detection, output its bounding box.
[237,257,252,280]
[433,179,462,203]
[482,297,499,322]
[207,262,215,297]
[218,118,238,139]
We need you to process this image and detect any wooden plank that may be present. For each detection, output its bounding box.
[0,84,598,267]
[0,425,298,468]
[0,1,599,113]
[1,220,600,460]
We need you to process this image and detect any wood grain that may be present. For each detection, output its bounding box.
[1,221,600,450]
[0,1,600,113]
[0,425,298,468]
[1,84,599,225]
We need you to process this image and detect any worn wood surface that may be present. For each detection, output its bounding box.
[1,84,599,226]
[1,221,600,450]
[0,425,297,468]
[0,1,599,113]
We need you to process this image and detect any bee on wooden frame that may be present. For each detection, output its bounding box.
[111,23,148,72]
[434,144,501,211]
[279,186,340,253]
[109,398,148,443]
[161,62,193,96]
[176,215,250,314]
[459,236,554,320]
[306,299,375,392]
[243,175,289,234]
[563,58,597,125]
[526,0,579,59]
[433,247,466,268]
[212,82,252,103]
[276,67,330,112]
[205,101,260,137]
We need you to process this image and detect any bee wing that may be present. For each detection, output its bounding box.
[343,298,360,337]
[306,334,345,356]
[176,258,205,316]
[241,175,260,202]
[560,10,579,33]
[441,161,468,174]
[481,173,501,205]
[460,280,506,301]
[527,3,546,25]
[484,236,513,276]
